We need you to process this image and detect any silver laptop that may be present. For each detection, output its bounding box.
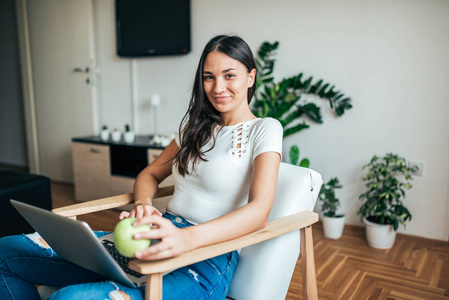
[10,199,148,287]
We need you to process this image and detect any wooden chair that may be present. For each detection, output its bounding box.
[44,162,322,300]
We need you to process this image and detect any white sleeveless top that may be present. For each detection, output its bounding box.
[166,117,283,225]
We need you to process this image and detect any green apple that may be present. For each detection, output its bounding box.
[114,218,151,257]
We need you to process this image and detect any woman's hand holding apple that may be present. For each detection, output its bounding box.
[132,215,193,260]
[113,218,151,257]
[115,203,162,257]
[117,201,191,260]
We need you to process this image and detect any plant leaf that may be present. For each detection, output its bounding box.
[289,145,299,165]
[300,158,310,168]
[283,122,310,138]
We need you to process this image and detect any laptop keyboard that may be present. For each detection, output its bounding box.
[101,239,144,278]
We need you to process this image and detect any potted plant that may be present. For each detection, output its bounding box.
[100,125,109,141]
[357,153,417,249]
[124,124,135,143]
[319,177,345,239]
[111,128,121,142]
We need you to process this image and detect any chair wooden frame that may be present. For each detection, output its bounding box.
[52,186,319,300]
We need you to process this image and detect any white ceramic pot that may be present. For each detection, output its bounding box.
[111,130,122,142]
[322,215,345,239]
[363,217,397,249]
[124,131,135,143]
[100,130,109,141]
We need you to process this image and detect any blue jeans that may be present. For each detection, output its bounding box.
[0,213,239,300]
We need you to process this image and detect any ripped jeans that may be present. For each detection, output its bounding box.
[0,213,239,300]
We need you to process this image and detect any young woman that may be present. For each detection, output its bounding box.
[0,35,283,300]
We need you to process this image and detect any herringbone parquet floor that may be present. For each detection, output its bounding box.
[51,183,449,300]
[286,223,449,300]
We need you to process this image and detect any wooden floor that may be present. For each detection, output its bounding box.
[287,223,449,300]
[51,183,449,300]
[51,182,121,232]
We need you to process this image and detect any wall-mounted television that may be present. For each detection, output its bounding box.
[115,0,191,57]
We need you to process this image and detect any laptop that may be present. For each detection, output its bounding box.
[10,199,150,288]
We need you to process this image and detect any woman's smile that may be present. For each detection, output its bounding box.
[213,95,231,102]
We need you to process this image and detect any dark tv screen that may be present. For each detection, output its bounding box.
[115,0,191,57]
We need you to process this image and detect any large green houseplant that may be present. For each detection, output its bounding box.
[252,41,353,138]
[251,41,353,168]
[357,153,417,248]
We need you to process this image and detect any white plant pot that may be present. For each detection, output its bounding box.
[322,215,345,239]
[363,217,397,249]
[100,130,109,141]
[124,131,135,143]
[111,131,122,142]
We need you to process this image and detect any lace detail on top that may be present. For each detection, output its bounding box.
[229,123,250,158]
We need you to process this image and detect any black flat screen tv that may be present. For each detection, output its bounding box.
[115,0,191,57]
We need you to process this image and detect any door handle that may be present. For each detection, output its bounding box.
[73,66,90,73]
[90,148,101,153]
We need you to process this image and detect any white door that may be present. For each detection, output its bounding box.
[18,0,98,182]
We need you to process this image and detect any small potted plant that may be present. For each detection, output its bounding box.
[100,125,109,141]
[124,124,135,143]
[319,177,345,239]
[358,153,417,249]
[111,128,121,142]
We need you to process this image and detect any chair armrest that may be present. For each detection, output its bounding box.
[52,186,175,217]
[129,210,319,275]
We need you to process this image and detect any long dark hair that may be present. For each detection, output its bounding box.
[174,35,257,176]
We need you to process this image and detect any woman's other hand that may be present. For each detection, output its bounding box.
[119,204,162,220]
[132,215,192,260]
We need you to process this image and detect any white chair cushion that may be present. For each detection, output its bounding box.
[226,163,322,300]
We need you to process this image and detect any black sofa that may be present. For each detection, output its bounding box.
[0,171,52,237]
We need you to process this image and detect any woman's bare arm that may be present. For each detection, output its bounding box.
[119,139,178,219]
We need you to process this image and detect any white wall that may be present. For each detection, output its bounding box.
[92,0,449,241]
